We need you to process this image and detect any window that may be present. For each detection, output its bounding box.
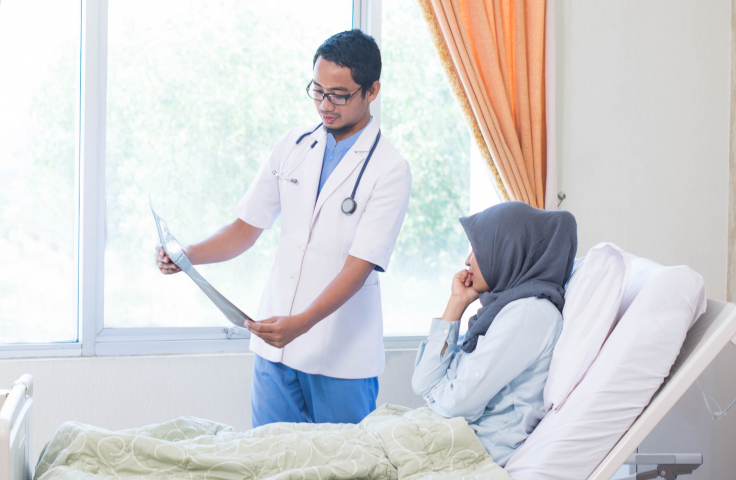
[103,0,353,329]
[0,0,80,345]
[380,0,499,335]
[0,0,500,356]
[380,0,471,335]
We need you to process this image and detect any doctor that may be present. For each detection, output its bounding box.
[156,30,411,427]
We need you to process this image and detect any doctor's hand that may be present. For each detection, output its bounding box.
[247,315,311,349]
[155,244,181,275]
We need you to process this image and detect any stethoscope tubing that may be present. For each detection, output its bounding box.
[296,123,323,144]
[273,122,381,215]
[349,130,381,200]
[278,123,324,179]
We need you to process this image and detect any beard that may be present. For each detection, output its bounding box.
[323,119,358,137]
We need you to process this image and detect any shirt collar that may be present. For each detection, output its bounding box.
[325,116,373,155]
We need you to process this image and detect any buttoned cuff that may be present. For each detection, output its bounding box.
[428,318,460,346]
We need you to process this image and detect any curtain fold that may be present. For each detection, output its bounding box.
[417,0,547,208]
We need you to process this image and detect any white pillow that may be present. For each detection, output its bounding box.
[616,253,667,320]
[505,264,707,480]
[544,243,630,412]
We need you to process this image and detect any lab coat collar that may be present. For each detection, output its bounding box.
[311,117,381,223]
[301,126,328,223]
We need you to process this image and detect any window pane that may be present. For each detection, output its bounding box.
[380,0,473,335]
[0,1,79,343]
[104,0,352,328]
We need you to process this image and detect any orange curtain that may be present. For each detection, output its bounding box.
[417,0,547,208]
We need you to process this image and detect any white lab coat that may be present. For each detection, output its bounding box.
[233,118,411,379]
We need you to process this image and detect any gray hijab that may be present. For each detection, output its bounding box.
[460,202,577,353]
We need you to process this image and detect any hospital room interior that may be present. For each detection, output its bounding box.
[2,0,736,479]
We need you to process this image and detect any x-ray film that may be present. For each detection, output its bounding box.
[150,198,253,328]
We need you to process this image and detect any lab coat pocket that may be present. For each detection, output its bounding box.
[363,272,379,287]
[321,282,384,378]
[328,283,382,353]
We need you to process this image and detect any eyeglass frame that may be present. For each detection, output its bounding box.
[306,80,363,106]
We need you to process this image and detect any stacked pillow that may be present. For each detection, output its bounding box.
[505,247,706,480]
[544,243,630,412]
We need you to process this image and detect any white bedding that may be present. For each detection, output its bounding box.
[505,257,706,480]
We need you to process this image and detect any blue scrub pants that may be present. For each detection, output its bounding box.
[251,354,379,428]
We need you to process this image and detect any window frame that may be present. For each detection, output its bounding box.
[1,0,429,359]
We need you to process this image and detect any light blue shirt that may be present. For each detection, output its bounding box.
[317,117,372,196]
[411,297,563,467]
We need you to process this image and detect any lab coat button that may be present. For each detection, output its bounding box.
[443,329,449,334]
[475,372,480,377]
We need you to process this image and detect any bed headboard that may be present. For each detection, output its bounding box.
[0,375,34,480]
[589,299,736,479]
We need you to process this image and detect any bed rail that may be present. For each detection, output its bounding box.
[0,375,34,480]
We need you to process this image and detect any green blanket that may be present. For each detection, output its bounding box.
[35,404,512,480]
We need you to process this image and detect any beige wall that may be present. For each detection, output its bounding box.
[557,0,733,478]
[557,0,730,301]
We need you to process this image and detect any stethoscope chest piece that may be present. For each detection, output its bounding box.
[341,197,357,215]
[339,129,381,216]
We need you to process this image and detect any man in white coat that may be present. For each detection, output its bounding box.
[156,30,411,427]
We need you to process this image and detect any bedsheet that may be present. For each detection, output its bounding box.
[35,404,511,480]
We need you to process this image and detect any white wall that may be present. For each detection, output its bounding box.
[0,350,423,463]
[556,0,734,478]
[557,0,730,301]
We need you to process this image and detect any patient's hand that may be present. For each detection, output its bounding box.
[450,269,480,306]
[442,270,480,322]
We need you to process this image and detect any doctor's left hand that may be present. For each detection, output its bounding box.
[247,315,310,349]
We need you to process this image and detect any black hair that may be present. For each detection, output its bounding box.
[313,29,381,97]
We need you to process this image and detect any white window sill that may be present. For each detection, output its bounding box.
[0,343,82,359]
[0,334,425,359]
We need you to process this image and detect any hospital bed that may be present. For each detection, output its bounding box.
[0,375,33,480]
[589,298,736,480]
[4,300,736,480]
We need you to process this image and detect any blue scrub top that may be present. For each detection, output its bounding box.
[317,117,373,196]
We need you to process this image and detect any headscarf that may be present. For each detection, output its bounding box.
[460,202,578,353]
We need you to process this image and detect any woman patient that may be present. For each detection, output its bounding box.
[36,202,578,480]
[412,201,577,467]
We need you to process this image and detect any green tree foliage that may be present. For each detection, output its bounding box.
[14,0,472,333]
[382,0,470,276]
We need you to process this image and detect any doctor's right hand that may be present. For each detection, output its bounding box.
[155,244,181,275]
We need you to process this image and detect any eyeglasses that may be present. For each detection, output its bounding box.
[306,80,361,106]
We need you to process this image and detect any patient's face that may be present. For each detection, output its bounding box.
[465,250,490,293]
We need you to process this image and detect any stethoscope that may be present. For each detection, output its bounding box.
[272,122,382,215]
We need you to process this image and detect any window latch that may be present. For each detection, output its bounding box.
[225,326,249,339]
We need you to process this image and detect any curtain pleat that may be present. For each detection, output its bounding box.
[416,0,511,202]
[417,0,547,208]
